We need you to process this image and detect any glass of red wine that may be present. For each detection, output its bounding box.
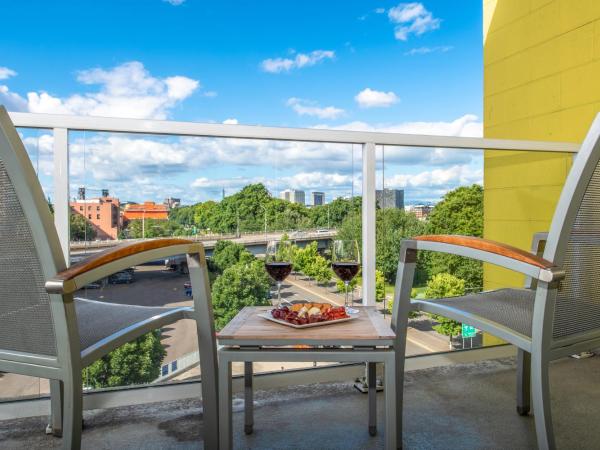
[332,240,361,307]
[265,240,293,307]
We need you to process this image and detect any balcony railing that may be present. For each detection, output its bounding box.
[7,111,580,306]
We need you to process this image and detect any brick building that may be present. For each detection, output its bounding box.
[70,194,120,240]
[122,201,170,222]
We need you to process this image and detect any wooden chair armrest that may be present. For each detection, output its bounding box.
[414,234,556,269]
[46,238,202,294]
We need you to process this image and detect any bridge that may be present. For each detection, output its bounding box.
[70,230,337,259]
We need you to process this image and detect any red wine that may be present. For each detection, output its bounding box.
[265,262,292,282]
[332,262,360,282]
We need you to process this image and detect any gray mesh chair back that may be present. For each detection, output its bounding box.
[0,106,67,361]
[544,114,600,342]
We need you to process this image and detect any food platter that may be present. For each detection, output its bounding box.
[258,302,358,329]
[258,312,357,329]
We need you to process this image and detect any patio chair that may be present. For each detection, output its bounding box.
[393,112,600,450]
[0,106,219,450]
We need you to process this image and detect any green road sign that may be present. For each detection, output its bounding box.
[461,323,477,338]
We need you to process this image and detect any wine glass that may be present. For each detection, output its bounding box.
[265,240,293,307]
[331,240,361,307]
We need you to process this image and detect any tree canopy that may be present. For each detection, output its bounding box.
[424,273,465,341]
[211,259,271,330]
[70,212,96,241]
[423,184,483,291]
[84,330,165,388]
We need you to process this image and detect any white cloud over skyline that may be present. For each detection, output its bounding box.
[1,61,200,119]
[286,97,345,119]
[387,2,441,41]
[354,88,399,108]
[0,66,17,80]
[261,50,335,73]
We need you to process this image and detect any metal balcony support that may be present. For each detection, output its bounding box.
[362,142,376,306]
[53,127,70,263]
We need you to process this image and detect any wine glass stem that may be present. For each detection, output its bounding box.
[277,281,282,307]
[344,281,349,307]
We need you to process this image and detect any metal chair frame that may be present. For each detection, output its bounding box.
[0,107,219,450]
[393,113,600,450]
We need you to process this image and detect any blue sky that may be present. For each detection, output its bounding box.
[0,0,483,205]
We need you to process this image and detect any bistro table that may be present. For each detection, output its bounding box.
[217,305,399,450]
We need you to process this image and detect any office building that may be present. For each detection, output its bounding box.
[311,191,325,206]
[279,189,305,205]
[376,188,404,209]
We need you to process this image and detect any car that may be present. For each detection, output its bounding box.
[83,282,101,289]
[108,271,134,284]
[316,229,330,234]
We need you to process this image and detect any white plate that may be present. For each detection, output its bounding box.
[258,311,357,329]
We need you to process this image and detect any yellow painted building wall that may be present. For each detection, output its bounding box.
[483,0,600,291]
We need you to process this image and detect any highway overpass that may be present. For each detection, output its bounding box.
[70,230,337,260]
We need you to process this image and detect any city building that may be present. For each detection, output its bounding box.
[70,190,120,240]
[122,201,170,222]
[311,191,325,206]
[376,188,404,209]
[279,189,305,205]
[164,197,181,209]
[407,204,433,220]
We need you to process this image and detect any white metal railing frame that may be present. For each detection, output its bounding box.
[8,111,580,306]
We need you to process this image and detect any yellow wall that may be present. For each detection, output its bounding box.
[483,0,600,291]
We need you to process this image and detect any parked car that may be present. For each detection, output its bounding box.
[83,282,101,289]
[108,271,134,284]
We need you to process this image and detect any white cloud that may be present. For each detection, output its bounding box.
[0,84,28,111]
[375,7,386,14]
[388,2,440,41]
[286,97,345,119]
[202,90,218,98]
[386,165,482,189]
[222,118,238,124]
[261,50,335,73]
[0,67,17,80]
[354,88,399,108]
[404,45,453,56]
[163,0,186,5]
[5,61,200,119]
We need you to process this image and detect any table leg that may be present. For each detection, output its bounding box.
[244,361,254,434]
[219,357,232,450]
[384,354,398,450]
[368,362,377,436]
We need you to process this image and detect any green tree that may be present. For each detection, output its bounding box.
[308,255,333,284]
[122,218,183,239]
[211,260,271,329]
[424,273,465,344]
[293,241,319,274]
[376,270,386,302]
[211,240,254,273]
[70,212,96,241]
[84,331,165,388]
[424,184,483,291]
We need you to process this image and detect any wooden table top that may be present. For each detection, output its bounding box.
[217,306,395,347]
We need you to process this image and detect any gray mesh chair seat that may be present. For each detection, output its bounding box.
[417,288,535,337]
[75,298,187,353]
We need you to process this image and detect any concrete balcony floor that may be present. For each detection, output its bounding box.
[2,354,600,449]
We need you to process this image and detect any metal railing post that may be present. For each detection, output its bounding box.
[362,142,376,306]
[53,127,70,264]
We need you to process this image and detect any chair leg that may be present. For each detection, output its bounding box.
[61,372,83,450]
[517,349,531,416]
[368,362,377,436]
[244,361,254,435]
[219,356,233,450]
[531,355,555,450]
[49,379,64,437]
[384,353,399,450]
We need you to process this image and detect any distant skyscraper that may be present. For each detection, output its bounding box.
[312,191,325,206]
[376,188,404,209]
[280,189,305,205]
